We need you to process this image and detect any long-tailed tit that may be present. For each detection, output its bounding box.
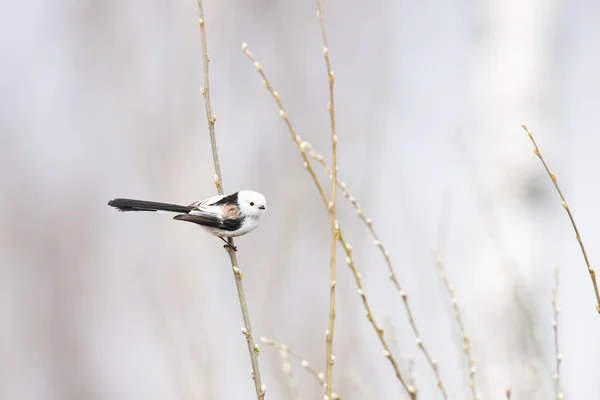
[108,190,266,250]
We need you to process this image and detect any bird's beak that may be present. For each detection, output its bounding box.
[259,205,266,210]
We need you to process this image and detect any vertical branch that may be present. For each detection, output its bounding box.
[197,9,222,196]
[303,144,450,398]
[195,2,265,398]
[522,125,600,313]
[241,45,416,399]
[551,269,563,400]
[315,2,338,399]
[431,249,478,399]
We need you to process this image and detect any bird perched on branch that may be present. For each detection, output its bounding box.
[108,190,267,251]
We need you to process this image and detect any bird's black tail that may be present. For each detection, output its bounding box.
[108,198,193,213]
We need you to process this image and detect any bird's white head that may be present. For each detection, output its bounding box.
[237,190,267,219]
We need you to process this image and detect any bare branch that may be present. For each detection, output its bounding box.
[522,124,600,314]
[242,44,416,399]
[315,2,339,398]
[195,2,264,398]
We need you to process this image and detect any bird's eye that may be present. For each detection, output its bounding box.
[250,202,255,206]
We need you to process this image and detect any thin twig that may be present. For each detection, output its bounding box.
[242,44,416,399]
[522,124,600,314]
[303,144,450,399]
[195,3,264,398]
[261,337,341,399]
[315,2,339,399]
[551,269,563,400]
[506,388,512,399]
[431,248,479,399]
[196,9,222,196]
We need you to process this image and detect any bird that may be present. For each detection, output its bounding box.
[107,190,267,251]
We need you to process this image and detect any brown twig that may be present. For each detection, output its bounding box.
[195,3,264,398]
[196,6,222,196]
[340,237,416,400]
[431,248,478,399]
[522,124,600,314]
[303,144,450,399]
[315,2,339,399]
[241,44,416,399]
[551,268,563,400]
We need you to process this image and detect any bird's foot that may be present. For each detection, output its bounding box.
[219,237,237,252]
[223,243,238,252]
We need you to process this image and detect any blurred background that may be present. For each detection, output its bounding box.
[1,0,599,399]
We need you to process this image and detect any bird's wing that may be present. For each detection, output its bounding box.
[173,210,223,228]
[189,194,225,210]
[173,209,242,231]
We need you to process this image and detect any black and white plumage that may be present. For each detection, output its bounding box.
[108,191,267,246]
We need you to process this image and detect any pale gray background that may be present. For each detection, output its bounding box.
[1,0,599,399]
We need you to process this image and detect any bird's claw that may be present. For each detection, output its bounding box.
[219,237,237,252]
[223,244,238,252]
